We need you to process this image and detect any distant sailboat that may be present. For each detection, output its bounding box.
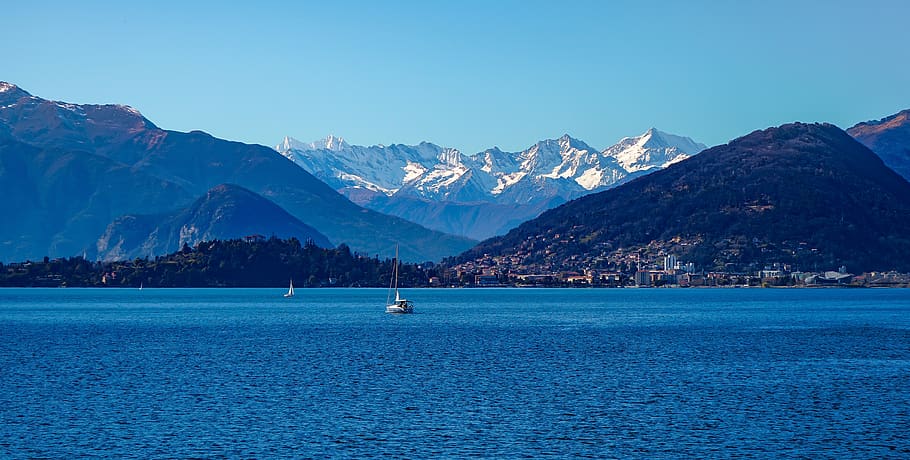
[284,279,295,298]
[139,282,143,291]
[385,244,414,314]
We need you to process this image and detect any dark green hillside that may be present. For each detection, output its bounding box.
[460,123,910,272]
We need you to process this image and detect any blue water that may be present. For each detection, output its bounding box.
[1,288,909,458]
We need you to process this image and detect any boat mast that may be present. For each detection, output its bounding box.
[393,244,400,301]
[387,244,398,305]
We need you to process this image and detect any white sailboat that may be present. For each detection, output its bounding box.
[284,279,295,298]
[385,244,414,314]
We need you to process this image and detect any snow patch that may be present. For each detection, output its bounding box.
[575,168,604,190]
[402,161,427,183]
[116,104,142,116]
[492,171,527,195]
[54,101,86,116]
[337,172,392,195]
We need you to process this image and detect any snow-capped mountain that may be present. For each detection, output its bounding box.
[277,129,705,204]
[276,133,349,152]
[484,135,626,204]
[277,135,459,198]
[605,128,707,173]
[276,129,706,239]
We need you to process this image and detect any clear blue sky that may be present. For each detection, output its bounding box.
[3,0,908,153]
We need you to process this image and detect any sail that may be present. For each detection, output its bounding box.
[285,279,295,297]
[385,243,414,313]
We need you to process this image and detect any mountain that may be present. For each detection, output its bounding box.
[276,130,705,239]
[0,82,157,159]
[0,82,475,262]
[364,194,558,241]
[847,109,910,181]
[96,184,332,261]
[0,135,192,261]
[483,135,617,204]
[604,128,707,173]
[458,123,910,273]
[277,135,474,199]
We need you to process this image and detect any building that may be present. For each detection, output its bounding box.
[474,274,500,287]
[596,271,623,286]
[664,255,678,271]
[634,270,651,287]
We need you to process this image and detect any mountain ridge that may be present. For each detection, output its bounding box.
[277,129,706,239]
[847,108,910,181]
[277,129,705,202]
[457,122,910,273]
[0,81,475,262]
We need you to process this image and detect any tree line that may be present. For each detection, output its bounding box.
[0,237,436,288]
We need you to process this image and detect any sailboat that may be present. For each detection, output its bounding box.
[284,279,295,298]
[385,244,414,314]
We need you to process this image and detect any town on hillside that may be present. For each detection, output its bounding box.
[446,243,910,289]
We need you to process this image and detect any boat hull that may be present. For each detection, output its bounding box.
[385,300,414,314]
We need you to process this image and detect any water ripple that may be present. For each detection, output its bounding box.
[1,288,909,457]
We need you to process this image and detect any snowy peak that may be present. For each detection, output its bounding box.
[276,135,466,197]
[0,81,33,104]
[277,134,349,152]
[640,128,706,152]
[519,135,596,171]
[318,134,348,151]
[276,129,705,206]
[558,133,595,151]
[436,146,462,167]
[491,134,621,194]
[605,128,706,173]
[0,82,25,94]
[276,136,304,152]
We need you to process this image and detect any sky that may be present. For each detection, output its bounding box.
[3,0,909,153]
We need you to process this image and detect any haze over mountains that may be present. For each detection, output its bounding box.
[277,129,706,239]
[0,82,474,262]
[2,80,909,271]
[458,122,910,273]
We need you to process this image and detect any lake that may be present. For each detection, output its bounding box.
[1,287,909,457]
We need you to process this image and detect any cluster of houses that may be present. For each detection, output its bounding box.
[447,252,910,288]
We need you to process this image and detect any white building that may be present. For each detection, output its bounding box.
[664,255,678,271]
